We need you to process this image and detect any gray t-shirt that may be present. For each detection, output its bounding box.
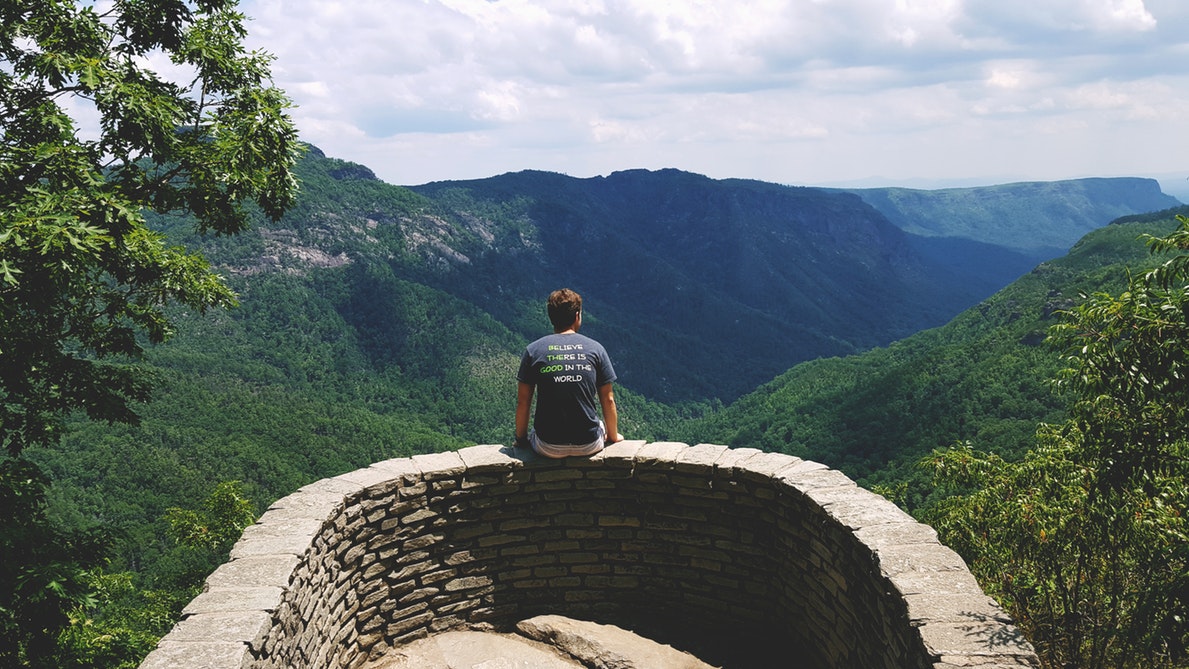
[517,333,617,445]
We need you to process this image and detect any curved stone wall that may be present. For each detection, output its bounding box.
[139,442,1038,669]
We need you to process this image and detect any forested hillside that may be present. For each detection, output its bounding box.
[678,208,1189,499]
[147,148,1176,405]
[24,147,1182,607]
[405,167,1006,402]
[6,2,1183,663]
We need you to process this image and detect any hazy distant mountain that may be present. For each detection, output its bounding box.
[833,178,1179,258]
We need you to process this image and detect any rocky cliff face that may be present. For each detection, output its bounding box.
[179,149,1176,403]
[408,169,988,401]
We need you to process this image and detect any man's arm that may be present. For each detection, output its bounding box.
[598,383,622,443]
[515,382,534,445]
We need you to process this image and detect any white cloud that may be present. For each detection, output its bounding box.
[240,0,1189,187]
[986,69,1024,90]
[884,0,964,47]
[1092,0,1158,31]
[474,82,525,122]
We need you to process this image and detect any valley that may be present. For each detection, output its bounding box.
[28,146,1184,588]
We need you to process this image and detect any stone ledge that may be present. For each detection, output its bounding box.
[165,611,273,650]
[139,441,1038,669]
[588,439,646,467]
[918,621,1036,664]
[811,485,917,530]
[181,586,285,616]
[205,555,300,590]
[457,444,521,472]
[410,451,466,479]
[633,441,688,468]
[259,489,345,522]
[138,641,251,669]
[674,443,730,473]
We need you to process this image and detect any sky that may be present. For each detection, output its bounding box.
[239,0,1189,194]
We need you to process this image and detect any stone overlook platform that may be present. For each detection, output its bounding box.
[139,441,1039,669]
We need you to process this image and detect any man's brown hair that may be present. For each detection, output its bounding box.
[547,288,582,331]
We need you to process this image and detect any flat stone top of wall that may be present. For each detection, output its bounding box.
[139,442,1039,669]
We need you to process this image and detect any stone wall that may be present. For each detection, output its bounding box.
[139,442,1038,669]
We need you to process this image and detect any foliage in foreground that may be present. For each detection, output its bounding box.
[0,1,298,664]
[0,0,300,457]
[0,458,106,668]
[924,217,1189,669]
[47,480,255,669]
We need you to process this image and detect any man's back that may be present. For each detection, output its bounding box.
[518,332,615,446]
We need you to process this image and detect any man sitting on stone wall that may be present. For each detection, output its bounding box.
[515,288,623,457]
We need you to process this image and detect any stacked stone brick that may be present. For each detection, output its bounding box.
[139,442,1038,669]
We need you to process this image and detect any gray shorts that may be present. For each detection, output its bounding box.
[530,421,606,458]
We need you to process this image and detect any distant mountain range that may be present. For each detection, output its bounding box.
[834,178,1177,256]
[400,163,1175,402]
[145,144,1183,413]
[37,146,1184,578]
[159,148,1180,405]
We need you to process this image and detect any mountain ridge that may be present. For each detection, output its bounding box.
[34,147,1186,585]
[677,206,1189,494]
[833,177,1178,257]
[406,166,1005,400]
[167,149,1181,404]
